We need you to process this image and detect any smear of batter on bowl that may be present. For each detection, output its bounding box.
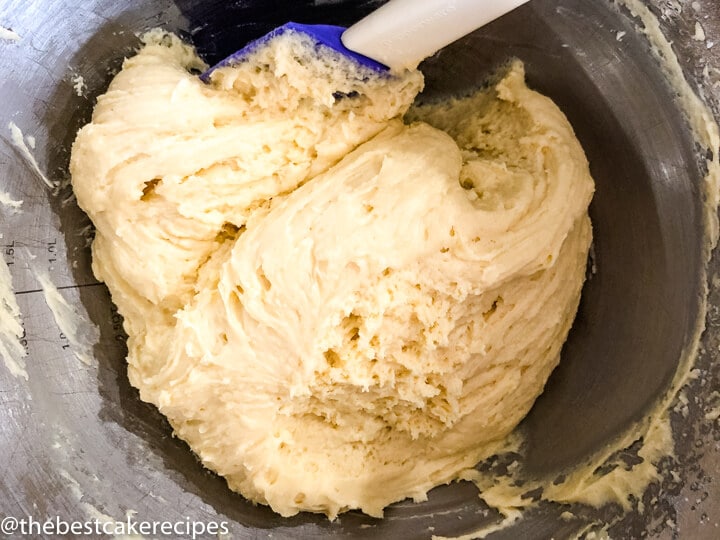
[0,25,20,42]
[0,194,26,379]
[0,242,27,380]
[0,191,22,211]
[8,122,55,189]
[36,271,99,366]
[58,468,123,531]
[71,74,87,97]
[70,29,594,518]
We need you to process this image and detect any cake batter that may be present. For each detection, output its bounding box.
[70,30,594,517]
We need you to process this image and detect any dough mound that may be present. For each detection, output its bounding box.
[71,30,594,518]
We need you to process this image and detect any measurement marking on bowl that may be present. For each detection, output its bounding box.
[13,282,104,296]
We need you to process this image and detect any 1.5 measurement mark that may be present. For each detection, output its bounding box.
[4,240,16,265]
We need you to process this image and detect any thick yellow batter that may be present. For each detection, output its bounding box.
[70,30,594,517]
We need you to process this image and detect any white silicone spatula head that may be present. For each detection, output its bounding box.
[342,0,531,71]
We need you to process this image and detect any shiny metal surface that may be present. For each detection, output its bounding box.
[0,1,718,538]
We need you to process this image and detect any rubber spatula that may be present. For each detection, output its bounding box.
[200,0,531,81]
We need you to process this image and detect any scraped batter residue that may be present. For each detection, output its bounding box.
[0,190,26,379]
[0,242,27,380]
[72,74,87,97]
[36,271,99,366]
[0,25,20,42]
[0,191,22,211]
[8,122,54,189]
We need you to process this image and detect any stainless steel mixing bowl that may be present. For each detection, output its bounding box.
[1,0,718,538]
